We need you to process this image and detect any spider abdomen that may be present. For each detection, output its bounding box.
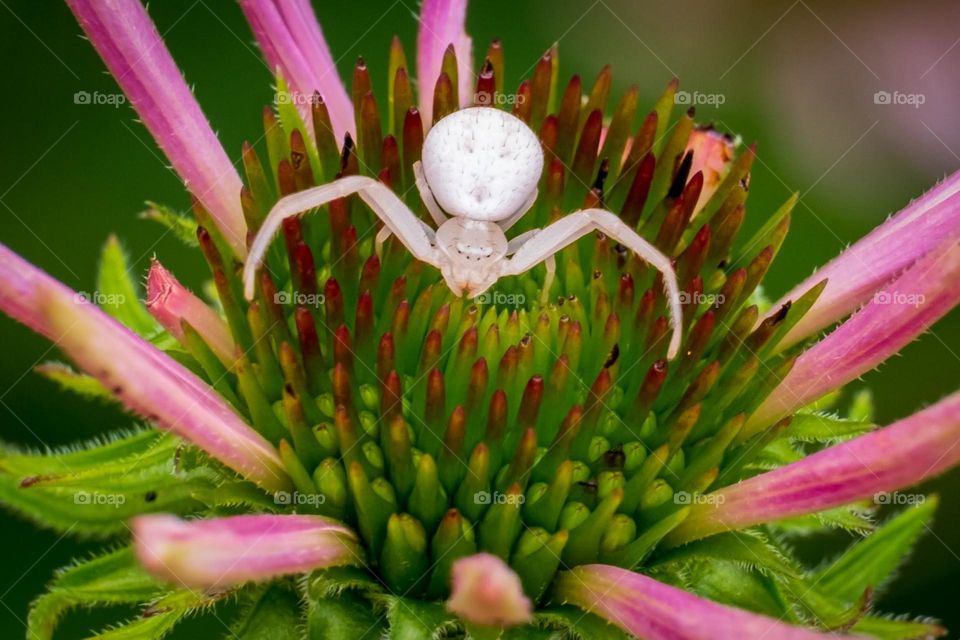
[421,107,543,221]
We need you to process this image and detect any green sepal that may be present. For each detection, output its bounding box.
[776,503,875,536]
[851,615,947,639]
[34,362,111,400]
[774,575,868,630]
[307,565,383,600]
[96,234,159,336]
[815,496,938,602]
[688,560,793,621]
[500,625,554,640]
[307,590,384,639]
[846,388,875,422]
[381,596,459,640]
[535,605,630,640]
[782,412,875,443]
[651,530,802,578]
[28,547,164,640]
[0,429,218,535]
[91,589,228,640]
[231,583,303,640]
[140,202,199,247]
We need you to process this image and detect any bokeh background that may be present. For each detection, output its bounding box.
[1,0,958,637]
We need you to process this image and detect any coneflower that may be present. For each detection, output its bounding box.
[1,0,958,638]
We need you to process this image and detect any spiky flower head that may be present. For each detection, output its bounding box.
[1,0,959,638]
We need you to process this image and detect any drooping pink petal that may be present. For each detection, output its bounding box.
[555,564,859,640]
[66,0,247,257]
[667,391,960,546]
[762,169,960,348]
[0,243,290,493]
[446,553,532,627]
[133,514,361,589]
[417,0,473,125]
[239,0,354,142]
[146,259,234,365]
[748,236,960,431]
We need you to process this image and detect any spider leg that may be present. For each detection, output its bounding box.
[498,188,539,232]
[413,160,448,227]
[506,228,555,303]
[243,176,441,300]
[501,208,682,359]
[375,218,436,257]
[506,229,540,254]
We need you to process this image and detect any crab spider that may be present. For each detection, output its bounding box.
[242,107,683,359]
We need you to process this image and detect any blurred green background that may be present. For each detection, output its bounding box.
[1,0,958,637]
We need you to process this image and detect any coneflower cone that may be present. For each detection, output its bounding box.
[236,46,796,586]
[4,11,956,639]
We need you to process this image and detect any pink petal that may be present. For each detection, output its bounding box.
[417,0,473,125]
[763,169,960,348]
[0,243,290,493]
[133,514,361,589]
[748,236,960,431]
[556,564,861,640]
[685,128,736,217]
[66,0,247,257]
[239,0,354,142]
[667,391,960,546]
[146,259,235,365]
[446,553,532,627]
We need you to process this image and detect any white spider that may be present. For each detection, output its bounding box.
[242,107,682,359]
